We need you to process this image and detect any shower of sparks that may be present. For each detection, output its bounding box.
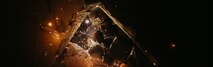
[52,3,159,67]
[37,2,159,67]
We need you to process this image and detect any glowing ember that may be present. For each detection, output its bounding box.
[120,63,127,67]
[56,17,59,20]
[48,22,53,27]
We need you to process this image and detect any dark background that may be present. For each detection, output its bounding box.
[0,0,211,67]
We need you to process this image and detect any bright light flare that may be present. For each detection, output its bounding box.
[48,22,53,27]
[171,43,176,48]
[85,19,90,24]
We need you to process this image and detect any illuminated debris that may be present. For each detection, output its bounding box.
[112,60,122,66]
[54,2,158,67]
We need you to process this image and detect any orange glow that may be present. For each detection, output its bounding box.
[56,17,59,20]
[55,33,60,40]
[49,44,52,45]
[120,63,127,67]
[48,22,53,27]
[56,37,59,40]
[50,32,61,43]
[55,33,60,37]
